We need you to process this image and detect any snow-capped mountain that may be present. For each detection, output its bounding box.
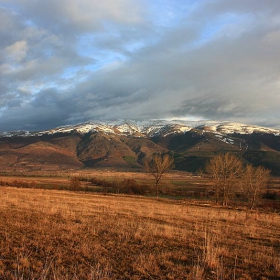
[0,120,279,138]
[0,119,280,174]
[0,119,193,138]
[203,122,280,135]
[44,119,195,137]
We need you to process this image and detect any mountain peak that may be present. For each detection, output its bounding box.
[0,120,279,138]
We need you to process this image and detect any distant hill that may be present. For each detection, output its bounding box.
[0,120,280,174]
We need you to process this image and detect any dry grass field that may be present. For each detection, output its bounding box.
[0,186,280,279]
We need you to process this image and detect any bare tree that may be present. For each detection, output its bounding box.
[205,153,243,206]
[241,165,270,210]
[144,153,174,199]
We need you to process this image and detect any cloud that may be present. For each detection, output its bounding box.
[8,0,145,36]
[0,0,280,131]
[5,40,28,62]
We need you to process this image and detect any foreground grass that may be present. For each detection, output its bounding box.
[0,187,279,279]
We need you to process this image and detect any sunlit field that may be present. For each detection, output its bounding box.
[0,184,280,279]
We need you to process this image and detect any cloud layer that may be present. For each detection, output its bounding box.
[1,0,280,131]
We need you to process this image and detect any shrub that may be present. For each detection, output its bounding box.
[90,177,150,195]
[119,179,150,195]
[69,177,81,191]
[263,192,277,200]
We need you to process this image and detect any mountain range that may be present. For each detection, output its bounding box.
[0,120,280,174]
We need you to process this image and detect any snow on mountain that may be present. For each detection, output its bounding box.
[0,120,279,138]
[0,130,32,137]
[36,120,193,137]
[206,122,280,135]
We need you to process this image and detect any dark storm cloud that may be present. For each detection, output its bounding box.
[0,0,280,131]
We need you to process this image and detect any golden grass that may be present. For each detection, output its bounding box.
[0,186,279,279]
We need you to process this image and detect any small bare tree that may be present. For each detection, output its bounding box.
[241,165,270,210]
[205,153,243,206]
[144,153,174,199]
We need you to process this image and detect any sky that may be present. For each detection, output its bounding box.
[1,0,280,132]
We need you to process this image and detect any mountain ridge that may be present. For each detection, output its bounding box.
[0,120,280,175]
[1,119,280,138]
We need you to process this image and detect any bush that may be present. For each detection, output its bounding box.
[69,177,81,191]
[263,192,278,200]
[118,179,150,195]
[89,177,150,195]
